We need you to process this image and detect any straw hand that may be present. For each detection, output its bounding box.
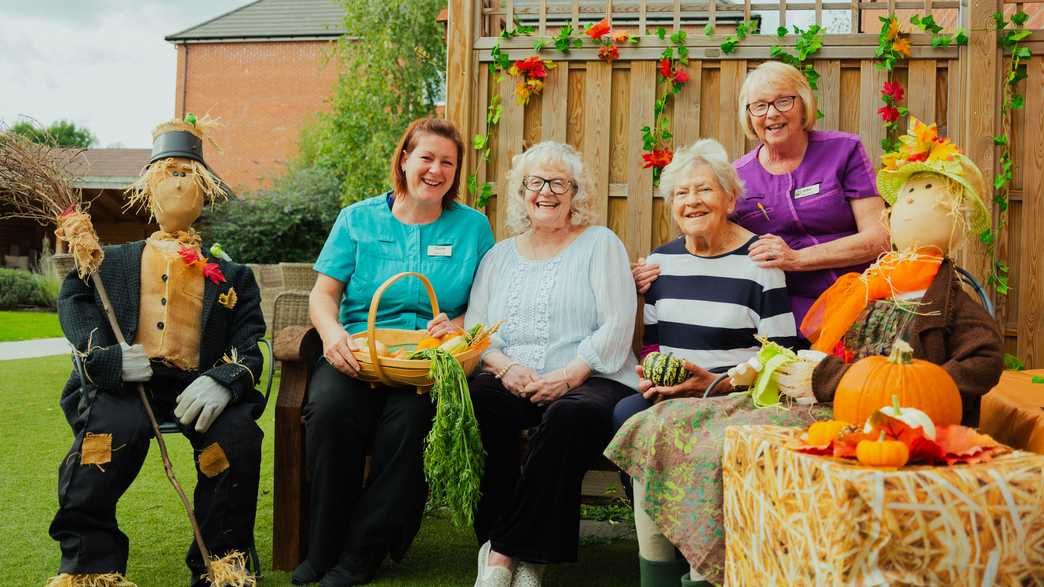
[120,342,153,383]
[174,375,231,433]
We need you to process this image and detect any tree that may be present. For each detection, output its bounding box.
[198,166,342,264]
[10,119,96,148]
[301,0,447,205]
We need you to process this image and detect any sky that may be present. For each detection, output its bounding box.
[0,0,247,148]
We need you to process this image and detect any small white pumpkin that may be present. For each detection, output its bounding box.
[863,400,937,440]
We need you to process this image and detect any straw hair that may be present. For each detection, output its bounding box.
[124,158,228,218]
[723,426,1044,585]
[738,61,817,141]
[504,141,594,234]
[658,139,746,212]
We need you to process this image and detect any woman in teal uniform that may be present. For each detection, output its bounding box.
[293,118,495,587]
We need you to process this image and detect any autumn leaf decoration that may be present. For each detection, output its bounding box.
[795,410,1010,466]
[178,245,227,285]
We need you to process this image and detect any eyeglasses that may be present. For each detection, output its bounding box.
[746,96,798,117]
[522,175,575,195]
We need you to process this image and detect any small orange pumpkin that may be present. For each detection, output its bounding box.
[806,420,851,445]
[856,432,909,468]
[833,340,961,428]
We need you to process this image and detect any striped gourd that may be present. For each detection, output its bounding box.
[641,351,690,387]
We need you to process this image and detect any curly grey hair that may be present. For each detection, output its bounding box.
[504,141,595,234]
[658,139,745,212]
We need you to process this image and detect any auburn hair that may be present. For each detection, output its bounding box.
[390,117,465,208]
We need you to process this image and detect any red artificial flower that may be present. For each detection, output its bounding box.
[513,55,548,79]
[642,149,673,169]
[658,58,673,80]
[881,80,904,102]
[906,151,929,163]
[59,204,77,219]
[202,262,226,285]
[586,18,611,40]
[673,68,689,84]
[178,246,202,266]
[598,44,620,62]
[878,105,900,123]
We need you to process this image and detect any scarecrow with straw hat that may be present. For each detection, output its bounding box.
[40,114,266,587]
[731,118,1004,426]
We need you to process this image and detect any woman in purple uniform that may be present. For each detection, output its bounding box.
[635,61,890,333]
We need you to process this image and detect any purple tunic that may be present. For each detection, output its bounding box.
[731,130,879,329]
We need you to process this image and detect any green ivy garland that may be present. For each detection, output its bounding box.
[982,9,1030,296]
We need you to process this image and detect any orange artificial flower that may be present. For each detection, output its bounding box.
[598,44,620,62]
[885,16,901,41]
[612,31,630,44]
[586,18,611,40]
[891,37,912,57]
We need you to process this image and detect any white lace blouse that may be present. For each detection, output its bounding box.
[464,226,639,390]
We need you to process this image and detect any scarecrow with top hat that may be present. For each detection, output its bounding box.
[731,118,1004,426]
[46,115,266,587]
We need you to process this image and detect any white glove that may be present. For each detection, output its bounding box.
[727,356,762,388]
[174,375,231,433]
[120,343,153,383]
[775,350,827,402]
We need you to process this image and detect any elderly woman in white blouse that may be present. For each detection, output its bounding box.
[465,141,639,587]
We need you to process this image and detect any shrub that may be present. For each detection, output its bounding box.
[0,268,56,309]
[198,165,342,264]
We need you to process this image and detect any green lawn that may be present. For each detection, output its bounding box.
[0,355,639,586]
[0,310,63,342]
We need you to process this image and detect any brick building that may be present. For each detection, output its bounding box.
[166,0,345,193]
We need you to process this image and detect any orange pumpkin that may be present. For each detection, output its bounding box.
[833,340,962,427]
[806,420,851,445]
[856,432,909,468]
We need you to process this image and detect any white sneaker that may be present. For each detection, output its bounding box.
[475,540,514,587]
[511,561,545,587]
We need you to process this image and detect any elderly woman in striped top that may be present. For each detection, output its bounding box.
[606,140,829,587]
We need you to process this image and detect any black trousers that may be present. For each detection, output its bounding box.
[470,373,632,564]
[301,361,435,574]
[49,373,263,578]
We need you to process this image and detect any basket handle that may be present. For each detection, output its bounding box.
[365,272,441,386]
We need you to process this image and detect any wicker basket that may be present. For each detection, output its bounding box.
[351,272,481,391]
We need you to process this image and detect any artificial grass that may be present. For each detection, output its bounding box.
[0,310,63,342]
[0,355,640,586]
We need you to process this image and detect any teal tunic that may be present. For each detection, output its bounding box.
[314,193,495,334]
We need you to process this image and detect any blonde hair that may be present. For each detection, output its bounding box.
[738,61,817,141]
[659,139,745,210]
[504,141,595,234]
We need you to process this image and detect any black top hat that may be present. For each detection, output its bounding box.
[150,130,206,166]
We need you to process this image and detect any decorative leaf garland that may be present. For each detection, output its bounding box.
[639,27,690,185]
[982,9,1030,296]
[875,16,911,153]
[771,25,826,119]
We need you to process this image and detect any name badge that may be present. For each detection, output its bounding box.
[793,183,821,199]
[427,245,453,257]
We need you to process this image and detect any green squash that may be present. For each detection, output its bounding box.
[641,351,690,387]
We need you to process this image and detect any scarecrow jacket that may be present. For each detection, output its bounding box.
[811,258,1004,426]
[57,241,265,424]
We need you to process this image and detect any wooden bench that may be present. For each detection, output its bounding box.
[270,324,624,571]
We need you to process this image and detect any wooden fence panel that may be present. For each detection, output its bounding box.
[583,61,613,225]
[457,0,1044,365]
[1017,55,1044,367]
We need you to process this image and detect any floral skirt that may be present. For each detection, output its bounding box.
[605,393,831,585]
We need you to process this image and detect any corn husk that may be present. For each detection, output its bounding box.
[723,425,1044,586]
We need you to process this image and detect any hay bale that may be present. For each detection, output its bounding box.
[723,425,1044,585]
